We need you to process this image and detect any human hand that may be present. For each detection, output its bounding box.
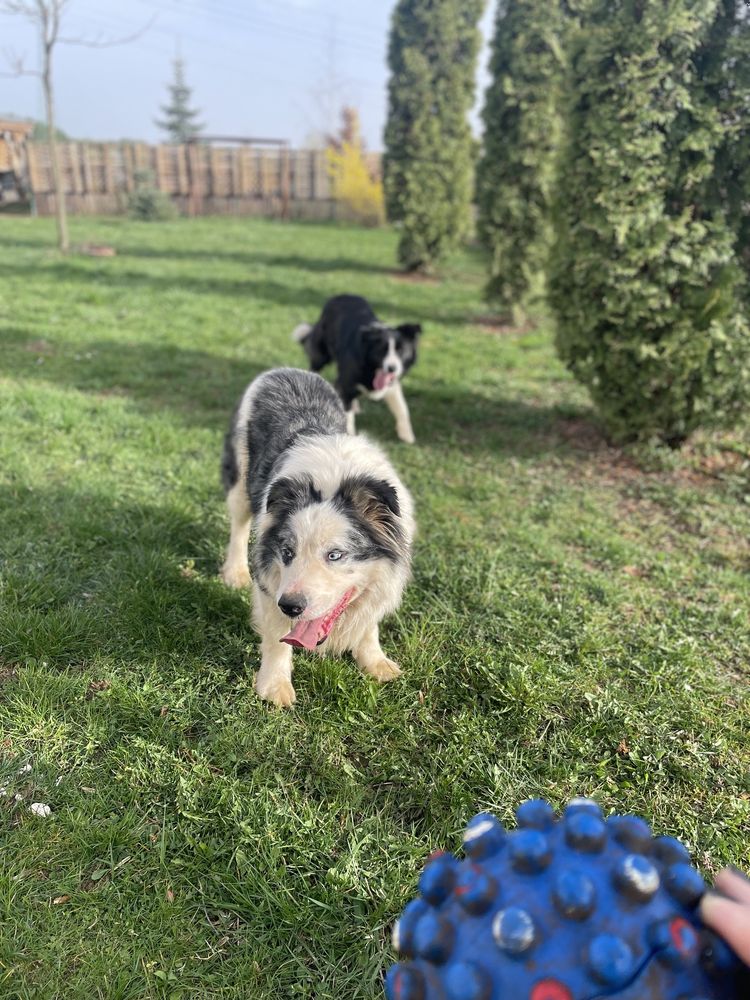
[700,867,750,965]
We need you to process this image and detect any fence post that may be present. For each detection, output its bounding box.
[26,143,41,196]
[155,144,167,192]
[103,143,114,194]
[281,146,290,220]
[187,143,202,215]
[122,143,135,193]
[81,143,94,212]
[176,144,188,196]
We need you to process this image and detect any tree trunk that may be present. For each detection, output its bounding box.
[43,44,69,252]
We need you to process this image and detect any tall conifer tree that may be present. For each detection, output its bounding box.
[477,0,563,311]
[696,1,750,287]
[549,0,749,445]
[156,59,203,143]
[383,0,485,271]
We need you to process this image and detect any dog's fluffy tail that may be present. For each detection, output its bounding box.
[291,322,313,344]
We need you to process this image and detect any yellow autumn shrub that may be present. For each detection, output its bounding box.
[327,138,385,227]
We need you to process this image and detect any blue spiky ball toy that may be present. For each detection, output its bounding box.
[386,798,748,1000]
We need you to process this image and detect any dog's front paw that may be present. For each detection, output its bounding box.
[221,561,251,589]
[397,427,416,445]
[364,658,402,683]
[255,673,296,708]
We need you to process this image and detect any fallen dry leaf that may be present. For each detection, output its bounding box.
[617,740,631,756]
[78,244,116,257]
[53,895,70,905]
[85,679,111,700]
[166,888,175,903]
[622,565,644,578]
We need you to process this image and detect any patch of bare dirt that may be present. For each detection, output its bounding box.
[389,270,440,285]
[473,315,536,337]
[556,417,610,454]
[77,244,116,257]
[95,387,129,399]
[0,665,18,686]
[24,339,54,356]
[683,445,749,482]
[552,417,748,494]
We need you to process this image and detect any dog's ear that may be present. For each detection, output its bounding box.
[336,476,402,540]
[266,475,321,517]
[397,323,422,339]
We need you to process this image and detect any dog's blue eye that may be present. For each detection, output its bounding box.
[327,550,344,562]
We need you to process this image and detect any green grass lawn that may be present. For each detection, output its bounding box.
[1,215,749,999]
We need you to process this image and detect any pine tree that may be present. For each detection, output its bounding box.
[696,2,750,288]
[476,0,564,313]
[549,0,750,446]
[383,0,485,272]
[156,59,203,144]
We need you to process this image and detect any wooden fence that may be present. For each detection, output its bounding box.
[21,141,380,219]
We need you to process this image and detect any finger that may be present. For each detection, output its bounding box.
[714,868,750,906]
[700,892,750,966]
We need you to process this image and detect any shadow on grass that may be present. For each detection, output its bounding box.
[118,245,396,276]
[0,258,466,325]
[0,483,252,674]
[6,325,590,457]
[3,326,270,430]
[356,381,592,460]
[1,258,331,312]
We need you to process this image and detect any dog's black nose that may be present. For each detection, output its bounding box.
[385,363,398,373]
[278,593,307,618]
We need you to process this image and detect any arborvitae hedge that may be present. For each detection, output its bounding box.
[698,1,750,289]
[383,0,485,272]
[549,0,750,446]
[477,0,563,312]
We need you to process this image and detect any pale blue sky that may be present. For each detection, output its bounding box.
[0,0,497,148]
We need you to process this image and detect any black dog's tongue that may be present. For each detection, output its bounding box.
[373,369,397,392]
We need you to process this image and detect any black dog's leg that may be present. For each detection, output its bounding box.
[304,326,331,372]
[337,384,360,436]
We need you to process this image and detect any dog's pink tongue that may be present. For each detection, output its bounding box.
[373,369,396,392]
[280,589,355,650]
[281,617,326,651]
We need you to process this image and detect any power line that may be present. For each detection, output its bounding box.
[216,0,389,50]
[253,0,390,39]
[134,0,386,61]
[73,2,384,95]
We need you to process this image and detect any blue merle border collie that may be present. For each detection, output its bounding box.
[292,294,422,444]
[221,368,415,708]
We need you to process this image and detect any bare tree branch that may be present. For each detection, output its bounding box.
[0,2,39,16]
[58,13,157,48]
[0,47,41,76]
[1,0,153,50]
[1,0,155,252]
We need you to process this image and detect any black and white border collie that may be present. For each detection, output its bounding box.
[292,294,422,444]
[221,368,415,708]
